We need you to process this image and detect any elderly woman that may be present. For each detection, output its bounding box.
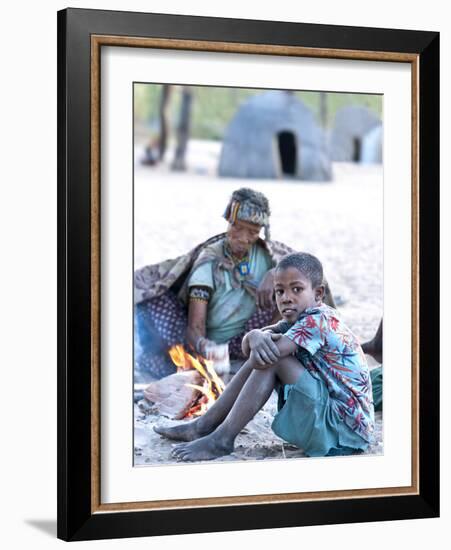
[134,188,334,381]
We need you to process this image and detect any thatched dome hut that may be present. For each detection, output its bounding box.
[330,106,381,162]
[361,124,383,164]
[218,91,331,181]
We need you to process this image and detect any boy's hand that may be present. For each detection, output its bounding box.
[248,330,282,365]
[249,350,270,369]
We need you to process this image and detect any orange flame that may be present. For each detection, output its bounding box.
[168,345,225,417]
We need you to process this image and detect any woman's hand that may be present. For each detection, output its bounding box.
[256,268,275,310]
[247,330,282,365]
[201,338,224,361]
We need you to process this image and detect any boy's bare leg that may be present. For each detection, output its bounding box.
[172,357,304,461]
[154,362,254,441]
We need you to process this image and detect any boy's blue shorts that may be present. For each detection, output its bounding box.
[272,369,369,457]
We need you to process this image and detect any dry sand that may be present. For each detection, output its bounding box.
[134,403,383,466]
[134,139,383,465]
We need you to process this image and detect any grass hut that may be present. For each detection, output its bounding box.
[361,124,383,164]
[218,90,331,182]
[331,106,381,162]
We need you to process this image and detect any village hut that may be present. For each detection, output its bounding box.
[360,124,383,163]
[218,90,332,181]
[330,106,381,163]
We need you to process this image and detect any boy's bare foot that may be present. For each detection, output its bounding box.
[171,433,234,462]
[154,419,209,442]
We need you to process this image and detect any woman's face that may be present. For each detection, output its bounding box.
[226,219,262,259]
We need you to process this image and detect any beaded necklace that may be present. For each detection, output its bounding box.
[224,241,251,277]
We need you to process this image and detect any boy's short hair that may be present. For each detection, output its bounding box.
[276,252,324,288]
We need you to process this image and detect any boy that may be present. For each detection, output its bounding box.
[155,252,374,460]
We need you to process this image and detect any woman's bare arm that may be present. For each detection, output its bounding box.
[256,268,275,310]
[186,299,210,354]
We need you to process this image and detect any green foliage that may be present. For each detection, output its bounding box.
[134,83,382,141]
[134,83,163,124]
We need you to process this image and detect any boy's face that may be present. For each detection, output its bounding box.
[274,267,324,323]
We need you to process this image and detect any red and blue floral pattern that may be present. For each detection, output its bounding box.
[283,304,375,442]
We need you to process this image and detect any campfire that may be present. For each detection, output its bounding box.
[168,344,225,417]
[142,344,226,420]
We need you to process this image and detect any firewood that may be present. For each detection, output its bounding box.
[143,370,203,420]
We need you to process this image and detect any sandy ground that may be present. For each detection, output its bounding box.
[134,402,383,465]
[134,138,383,465]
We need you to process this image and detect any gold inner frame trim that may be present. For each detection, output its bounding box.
[90,34,420,514]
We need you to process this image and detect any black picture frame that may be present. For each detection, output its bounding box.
[57,7,439,541]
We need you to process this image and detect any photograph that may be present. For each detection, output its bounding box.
[133,83,384,466]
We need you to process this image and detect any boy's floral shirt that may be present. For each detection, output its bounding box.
[279,304,375,442]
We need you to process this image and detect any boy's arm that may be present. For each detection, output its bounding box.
[261,320,289,334]
[250,335,298,369]
[241,332,251,358]
[240,319,289,358]
[241,328,279,359]
[260,323,283,333]
[242,325,296,365]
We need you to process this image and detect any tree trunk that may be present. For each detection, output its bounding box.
[158,84,172,161]
[171,87,193,171]
[319,92,328,129]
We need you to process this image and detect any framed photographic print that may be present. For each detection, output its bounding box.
[57,7,439,541]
